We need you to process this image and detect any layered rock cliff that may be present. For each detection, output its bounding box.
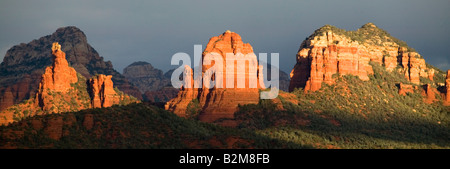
[289,23,432,93]
[88,74,120,108]
[123,62,179,102]
[165,31,265,123]
[0,43,137,125]
[0,26,141,111]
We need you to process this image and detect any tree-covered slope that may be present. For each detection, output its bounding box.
[236,62,449,148]
[0,103,309,149]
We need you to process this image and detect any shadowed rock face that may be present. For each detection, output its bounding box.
[165,31,266,123]
[123,62,180,102]
[143,88,179,103]
[0,26,141,111]
[123,61,171,93]
[289,23,430,93]
[264,65,290,92]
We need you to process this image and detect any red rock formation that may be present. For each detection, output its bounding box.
[0,88,14,111]
[31,119,43,130]
[0,74,37,111]
[83,114,94,130]
[289,24,430,92]
[44,116,63,140]
[290,30,372,92]
[428,69,435,81]
[144,87,179,103]
[88,74,119,108]
[165,65,198,117]
[0,26,142,111]
[35,42,78,111]
[421,84,437,104]
[398,83,414,96]
[165,31,264,122]
[401,50,425,84]
[0,42,137,126]
[445,70,450,106]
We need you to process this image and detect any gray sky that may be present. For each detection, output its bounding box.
[1,0,449,74]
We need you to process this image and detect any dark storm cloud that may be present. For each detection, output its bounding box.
[0,0,449,74]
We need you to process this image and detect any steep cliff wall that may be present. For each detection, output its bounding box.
[165,31,265,123]
[289,23,430,93]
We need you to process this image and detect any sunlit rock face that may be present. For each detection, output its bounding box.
[165,31,265,123]
[289,23,430,93]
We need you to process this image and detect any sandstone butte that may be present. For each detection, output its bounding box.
[289,23,433,93]
[0,42,136,125]
[35,42,78,111]
[165,31,265,124]
[88,74,122,108]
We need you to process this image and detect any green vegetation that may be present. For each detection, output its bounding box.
[1,61,447,148]
[72,73,91,102]
[0,103,308,149]
[1,72,137,124]
[425,62,447,85]
[186,99,201,120]
[114,87,139,105]
[0,37,447,149]
[0,60,448,149]
[237,62,449,149]
[310,23,417,52]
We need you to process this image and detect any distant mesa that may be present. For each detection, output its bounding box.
[123,61,172,93]
[289,23,433,93]
[0,42,137,125]
[123,61,179,102]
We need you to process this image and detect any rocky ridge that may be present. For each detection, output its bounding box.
[0,26,141,111]
[123,61,171,93]
[0,43,137,125]
[123,62,178,102]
